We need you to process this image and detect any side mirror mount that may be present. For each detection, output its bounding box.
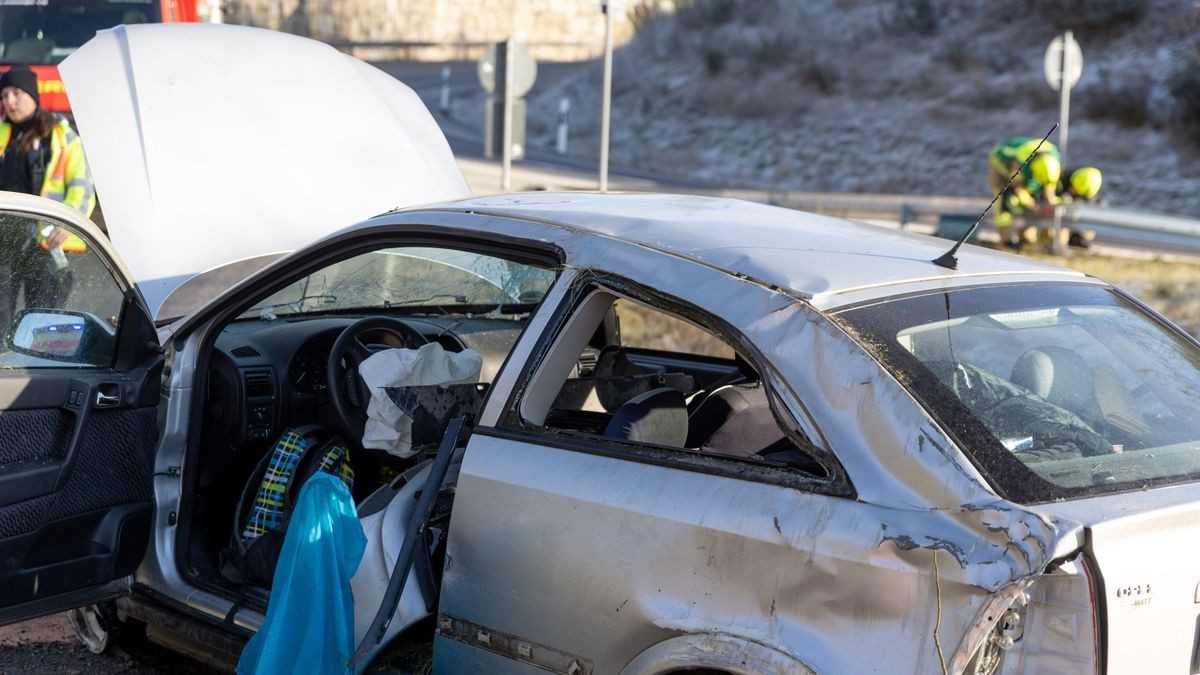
[8,309,116,366]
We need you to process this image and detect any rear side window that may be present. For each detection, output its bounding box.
[510,286,827,478]
[837,284,1200,503]
[613,299,734,359]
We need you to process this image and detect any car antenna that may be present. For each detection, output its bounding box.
[931,123,1058,270]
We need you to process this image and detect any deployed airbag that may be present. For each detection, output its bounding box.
[360,343,482,457]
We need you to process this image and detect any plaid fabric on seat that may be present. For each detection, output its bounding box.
[241,430,354,544]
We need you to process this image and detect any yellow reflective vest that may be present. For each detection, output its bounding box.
[0,118,94,252]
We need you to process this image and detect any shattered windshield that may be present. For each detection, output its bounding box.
[836,284,1200,503]
[241,247,557,320]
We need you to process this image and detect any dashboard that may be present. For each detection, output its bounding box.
[201,313,527,455]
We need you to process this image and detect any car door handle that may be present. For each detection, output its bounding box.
[95,388,120,408]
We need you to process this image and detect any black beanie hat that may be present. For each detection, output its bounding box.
[0,66,40,108]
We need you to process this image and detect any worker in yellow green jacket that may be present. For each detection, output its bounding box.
[0,66,95,333]
[1057,166,1104,248]
[988,136,1062,245]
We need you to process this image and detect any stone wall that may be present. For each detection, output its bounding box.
[221,0,679,61]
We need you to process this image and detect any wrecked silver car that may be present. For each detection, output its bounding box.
[2,23,1199,675]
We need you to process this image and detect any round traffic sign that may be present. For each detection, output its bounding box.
[1044,33,1083,92]
[477,42,537,97]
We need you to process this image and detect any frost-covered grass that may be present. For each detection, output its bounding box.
[461,0,1200,217]
[1023,249,1200,336]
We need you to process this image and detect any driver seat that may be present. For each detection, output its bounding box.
[220,425,354,587]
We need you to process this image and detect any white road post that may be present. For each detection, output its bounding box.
[599,1,615,192]
[440,65,451,115]
[556,97,571,154]
[502,39,515,191]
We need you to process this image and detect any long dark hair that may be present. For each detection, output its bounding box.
[13,107,56,154]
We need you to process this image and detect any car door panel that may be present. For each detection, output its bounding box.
[438,433,976,674]
[0,366,159,614]
[0,401,75,507]
[0,198,160,624]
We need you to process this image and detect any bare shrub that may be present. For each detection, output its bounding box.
[1081,74,1151,127]
[677,0,737,29]
[696,74,810,118]
[628,0,665,30]
[937,33,971,70]
[1035,0,1145,36]
[701,45,726,74]
[1170,62,1200,143]
[890,0,939,35]
[749,33,793,66]
[961,86,1009,110]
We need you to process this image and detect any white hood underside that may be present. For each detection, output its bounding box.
[60,24,470,319]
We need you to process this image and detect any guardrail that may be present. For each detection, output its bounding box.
[329,39,595,61]
[1071,204,1200,254]
[683,188,987,227]
[671,186,1200,255]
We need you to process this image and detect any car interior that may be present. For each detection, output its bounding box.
[178,246,826,612]
[892,302,1198,473]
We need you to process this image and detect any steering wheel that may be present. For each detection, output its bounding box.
[327,317,428,443]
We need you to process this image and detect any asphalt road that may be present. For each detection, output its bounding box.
[371,60,715,190]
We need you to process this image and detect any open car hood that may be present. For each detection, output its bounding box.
[60,23,470,320]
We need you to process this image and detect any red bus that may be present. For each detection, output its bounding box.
[1,1,205,115]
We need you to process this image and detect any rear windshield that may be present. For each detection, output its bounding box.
[836,284,1200,503]
[0,0,161,65]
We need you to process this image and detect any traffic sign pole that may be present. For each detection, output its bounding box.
[599,2,614,192]
[1058,31,1073,179]
[1054,31,1075,254]
[478,40,536,187]
[1044,31,1082,255]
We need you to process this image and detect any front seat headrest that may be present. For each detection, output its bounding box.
[603,387,687,447]
[1011,346,1097,418]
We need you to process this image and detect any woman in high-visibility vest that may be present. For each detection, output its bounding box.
[0,65,95,332]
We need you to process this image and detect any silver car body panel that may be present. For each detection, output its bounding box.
[1034,482,1200,673]
[428,192,1085,301]
[812,272,1111,311]
[138,199,1089,672]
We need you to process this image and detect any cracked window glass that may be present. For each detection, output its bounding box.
[0,211,124,368]
[242,247,557,320]
[837,284,1200,503]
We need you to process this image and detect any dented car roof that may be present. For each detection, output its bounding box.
[433,192,1089,306]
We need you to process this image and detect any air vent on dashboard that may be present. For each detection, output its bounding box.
[231,345,262,359]
[242,370,275,399]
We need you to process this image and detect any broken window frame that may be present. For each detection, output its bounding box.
[490,269,853,497]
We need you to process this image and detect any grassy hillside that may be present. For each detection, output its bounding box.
[509,0,1199,216]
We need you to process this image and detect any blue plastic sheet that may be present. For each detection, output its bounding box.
[237,472,367,675]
